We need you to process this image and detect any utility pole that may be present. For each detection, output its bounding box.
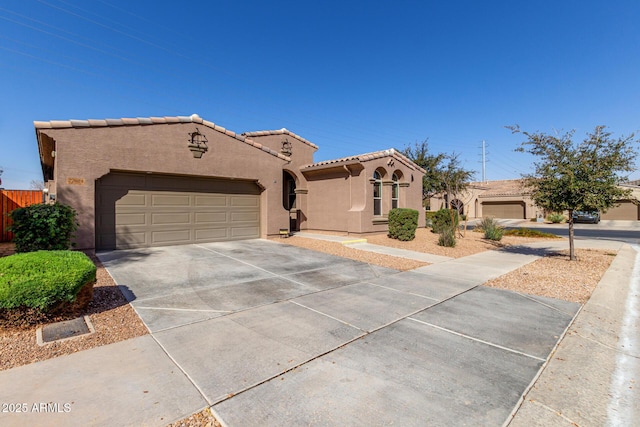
[481,140,487,183]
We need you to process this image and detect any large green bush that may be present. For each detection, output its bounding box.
[431,208,459,234]
[9,203,78,253]
[0,251,96,311]
[388,208,419,241]
[425,211,438,227]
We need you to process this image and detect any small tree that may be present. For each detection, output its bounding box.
[403,141,474,242]
[401,139,446,207]
[440,153,474,219]
[511,125,638,260]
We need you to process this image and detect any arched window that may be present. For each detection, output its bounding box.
[373,170,382,216]
[283,171,296,210]
[391,173,399,209]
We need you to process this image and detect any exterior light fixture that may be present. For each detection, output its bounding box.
[188,128,208,159]
[281,139,292,156]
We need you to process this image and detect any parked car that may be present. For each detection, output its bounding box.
[572,211,600,224]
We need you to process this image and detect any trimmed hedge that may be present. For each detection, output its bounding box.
[431,208,459,234]
[388,208,419,241]
[0,251,96,311]
[9,203,78,253]
[425,211,438,227]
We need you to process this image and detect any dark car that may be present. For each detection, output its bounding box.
[572,211,600,224]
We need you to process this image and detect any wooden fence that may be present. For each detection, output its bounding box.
[1,190,43,242]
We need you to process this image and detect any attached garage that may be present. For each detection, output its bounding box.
[96,172,261,250]
[481,201,525,219]
[601,200,639,220]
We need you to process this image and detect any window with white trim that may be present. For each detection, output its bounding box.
[373,170,382,216]
[391,173,399,209]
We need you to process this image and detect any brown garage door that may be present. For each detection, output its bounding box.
[601,201,639,220]
[96,172,261,250]
[482,202,525,219]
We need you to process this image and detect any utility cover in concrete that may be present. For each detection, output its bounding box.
[40,316,91,343]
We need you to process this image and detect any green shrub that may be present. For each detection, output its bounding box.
[388,208,419,241]
[425,211,438,227]
[432,208,459,234]
[0,251,96,311]
[479,217,504,241]
[9,203,78,253]
[504,228,561,238]
[546,213,566,224]
[437,225,457,247]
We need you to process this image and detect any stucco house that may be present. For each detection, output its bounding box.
[430,179,640,220]
[34,114,426,250]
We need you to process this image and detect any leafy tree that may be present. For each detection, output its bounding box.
[511,125,638,260]
[439,153,474,214]
[403,141,474,244]
[401,139,446,206]
[402,141,474,211]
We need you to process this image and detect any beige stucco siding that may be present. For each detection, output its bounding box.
[43,123,288,249]
[302,158,425,234]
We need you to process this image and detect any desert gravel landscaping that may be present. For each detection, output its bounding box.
[0,228,618,426]
[484,248,616,304]
[276,228,615,305]
[0,251,148,372]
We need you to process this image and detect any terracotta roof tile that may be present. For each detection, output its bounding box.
[302,148,426,174]
[34,114,290,162]
[242,128,319,150]
[471,179,528,196]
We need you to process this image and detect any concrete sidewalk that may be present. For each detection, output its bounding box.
[0,236,637,426]
[291,233,639,425]
[508,243,640,426]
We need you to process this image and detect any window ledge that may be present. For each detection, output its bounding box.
[372,216,388,225]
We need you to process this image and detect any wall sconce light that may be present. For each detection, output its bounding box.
[281,139,292,156]
[188,127,208,159]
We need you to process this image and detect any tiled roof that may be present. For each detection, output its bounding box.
[34,114,291,161]
[241,128,319,150]
[471,179,528,196]
[302,148,427,174]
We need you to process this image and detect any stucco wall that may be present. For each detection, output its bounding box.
[247,133,316,231]
[41,122,289,249]
[303,157,425,234]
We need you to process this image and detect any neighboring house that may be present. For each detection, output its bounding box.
[429,179,640,220]
[34,114,425,250]
[429,180,538,220]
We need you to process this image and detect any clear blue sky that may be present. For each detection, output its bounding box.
[1,0,639,189]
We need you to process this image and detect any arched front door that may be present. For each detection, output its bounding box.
[283,171,299,231]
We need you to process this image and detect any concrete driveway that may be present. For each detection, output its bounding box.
[99,239,579,426]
